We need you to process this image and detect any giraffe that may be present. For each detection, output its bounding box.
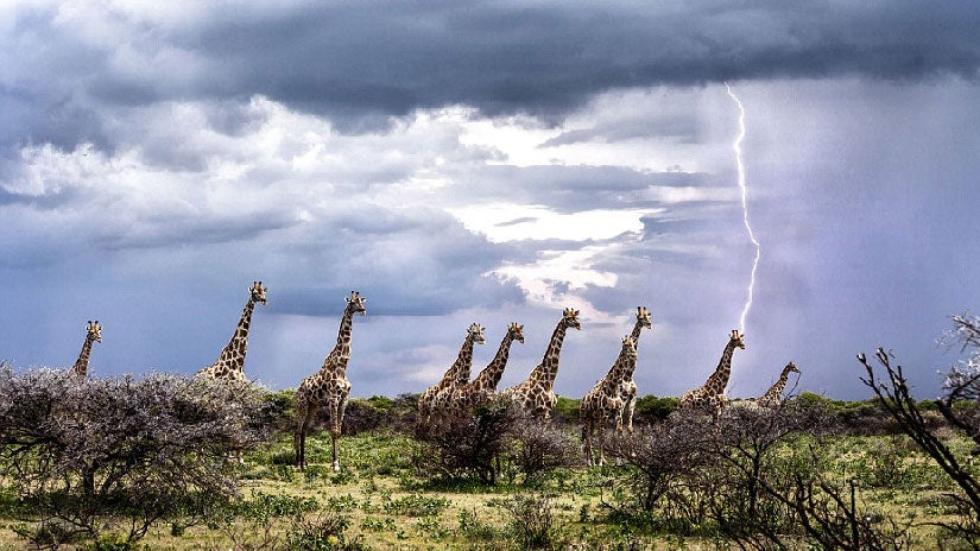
[502,308,581,421]
[753,362,800,409]
[196,281,268,382]
[446,322,525,422]
[679,329,746,417]
[581,335,637,466]
[69,320,102,378]
[417,322,487,432]
[580,306,653,466]
[294,291,366,471]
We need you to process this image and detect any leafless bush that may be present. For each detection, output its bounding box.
[604,403,911,549]
[506,422,580,485]
[605,411,712,513]
[0,367,274,547]
[700,404,911,550]
[859,340,980,546]
[415,398,516,484]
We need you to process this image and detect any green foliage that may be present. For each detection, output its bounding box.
[285,513,367,551]
[457,509,502,541]
[553,396,580,422]
[633,395,679,422]
[233,492,319,521]
[500,494,560,550]
[382,493,449,517]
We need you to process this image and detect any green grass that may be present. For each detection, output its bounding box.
[0,430,974,549]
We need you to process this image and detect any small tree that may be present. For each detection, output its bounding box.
[605,411,711,513]
[0,367,274,547]
[858,321,980,545]
[858,348,980,518]
[507,422,580,486]
[415,398,516,485]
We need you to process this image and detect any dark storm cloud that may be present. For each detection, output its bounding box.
[4,1,980,151]
[176,1,980,120]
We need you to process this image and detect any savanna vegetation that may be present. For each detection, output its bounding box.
[2,316,980,549]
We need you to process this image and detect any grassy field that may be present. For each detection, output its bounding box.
[2,427,973,550]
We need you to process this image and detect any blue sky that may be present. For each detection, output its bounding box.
[2,1,979,399]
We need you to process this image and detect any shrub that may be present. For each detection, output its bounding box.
[553,396,580,423]
[507,422,580,485]
[415,398,516,484]
[286,512,367,551]
[605,411,712,512]
[382,493,449,517]
[502,494,559,550]
[0,367,274,547]
[633,395,679,423]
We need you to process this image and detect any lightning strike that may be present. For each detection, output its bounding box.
[725,82,761,334]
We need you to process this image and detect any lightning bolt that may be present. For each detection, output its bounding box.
[725,82,760,334]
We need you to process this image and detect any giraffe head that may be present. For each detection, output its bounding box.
[250,281,268,304]
[508,322,525,344]
[729,329,746,350]
[346,291,367,315]
[467,322,487,345]
[783,361,800,375]
[621,335,637,359]
[635,306,653,329]
[86,320,102,343]
[562,307,582,330]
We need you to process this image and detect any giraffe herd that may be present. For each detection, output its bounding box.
[63,282,802,471]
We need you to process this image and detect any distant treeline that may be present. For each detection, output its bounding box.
[261,390,972,437]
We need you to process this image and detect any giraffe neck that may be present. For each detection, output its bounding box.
[216,297,256,372]
[528,321,568,391]
[761,371,791,403]
[71,335,95,377]
[630,319,646,353]
[472,333,515,391]
[618,318,649,380]
[703,339,738,395]
[324,306,356,373]
[604,348,635,385]
[443,334,477,386]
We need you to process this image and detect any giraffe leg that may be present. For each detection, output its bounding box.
[294,404,304,468]
[625,393,636,434]
[295,405,313,470]
[596,422,606,467]
[582,419,593,467]
[331,398,347,472]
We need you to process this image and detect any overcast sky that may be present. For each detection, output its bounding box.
[2,1,979,399]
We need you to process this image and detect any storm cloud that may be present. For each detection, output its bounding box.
[1,3,979,399]
[3,1,980,149]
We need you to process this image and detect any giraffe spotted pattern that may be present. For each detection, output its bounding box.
[502,308,581,421]
[69,320,102,379]
[679,329,745,418]
[294,291,366,472]
[196,281,267,382]
[581,306,652,466]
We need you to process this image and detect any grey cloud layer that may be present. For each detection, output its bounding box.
[3,0,979,151]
